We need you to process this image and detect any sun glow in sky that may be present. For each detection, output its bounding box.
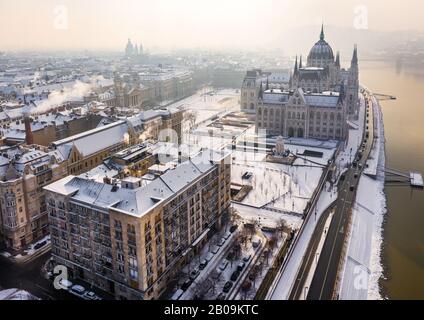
[0,0,423,50]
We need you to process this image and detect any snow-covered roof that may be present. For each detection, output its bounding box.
[51,120,129,158]
[44,149,229,217]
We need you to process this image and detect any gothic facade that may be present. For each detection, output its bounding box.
[248,25,359,141]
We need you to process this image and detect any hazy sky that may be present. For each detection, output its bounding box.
[1,0,423,51]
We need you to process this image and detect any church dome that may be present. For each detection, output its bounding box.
[307,25,334,68]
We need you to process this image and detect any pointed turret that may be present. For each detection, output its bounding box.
[335,51,340,68]
[320,23,325,41]
[351,44,358,65]
[294,55,298,75]
[299,55,303,69]
[266,76,269,90]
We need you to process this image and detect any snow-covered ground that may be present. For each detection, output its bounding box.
[231,148,333,215]
[339,92,386,300]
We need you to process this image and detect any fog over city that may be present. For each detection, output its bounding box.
[1,0,423,53]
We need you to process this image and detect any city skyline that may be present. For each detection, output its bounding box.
[1,0,424,51]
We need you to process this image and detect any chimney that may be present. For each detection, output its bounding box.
[24,112,34,145]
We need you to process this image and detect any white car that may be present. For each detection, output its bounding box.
[58,279,73,291]
[83,291,102,301]
[218,259,229,271]
[217,237,226,247]
[70,285,86,297]
[205,252,214,262]
[211,246,220,254]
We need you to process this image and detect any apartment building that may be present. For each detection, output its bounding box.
[0,146,67,250]
[44,149,231,300]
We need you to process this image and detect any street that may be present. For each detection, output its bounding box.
[305,92,375,300]
[0,251,77,300]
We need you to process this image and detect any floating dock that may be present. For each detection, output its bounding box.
[410,172,424,188]
[385,168,423,188]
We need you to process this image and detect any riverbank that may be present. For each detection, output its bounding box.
[339,89,387,300]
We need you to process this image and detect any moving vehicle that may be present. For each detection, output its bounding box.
[237,262,246,272]
[350,185,355,192]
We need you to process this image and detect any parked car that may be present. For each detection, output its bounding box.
[217,237,226,247]
[252,238,262,249]
[205,252,214,262]
[350,185,355,192]
[190,268,200,280]
[354,173,359,179]
[230,270,240,281]
[237,262,246,272]
[211,246,220,254]
[58,279,73,291]
[216,293,227,300]
[181,279,192,291]
[199,259,208,270]
[223,281,233,293]
[219,260,229,271]
[171,289,184,301]
[223,231,231,240]
[243,255,251,263]
[82,291,101,301]
[70,285,86,297]
[229,225,238,233]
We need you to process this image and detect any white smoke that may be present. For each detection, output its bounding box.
[29,75,106,115]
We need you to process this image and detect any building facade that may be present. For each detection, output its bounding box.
[0,146,67,250]
[249,25,359,140]
[44,149,231,300]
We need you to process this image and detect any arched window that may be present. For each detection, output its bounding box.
[258,108,262,115]
[310,111,314,119]
[330,113,335,121]
[302,113,305,120]
[297,112,301,119]
[337,113,342,121]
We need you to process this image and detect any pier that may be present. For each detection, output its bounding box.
[385,168,423,188]
[373,93,397,101]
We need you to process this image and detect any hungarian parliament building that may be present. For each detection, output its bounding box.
[241,25,359,141]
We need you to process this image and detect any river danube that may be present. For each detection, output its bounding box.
[360,60,424,299]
